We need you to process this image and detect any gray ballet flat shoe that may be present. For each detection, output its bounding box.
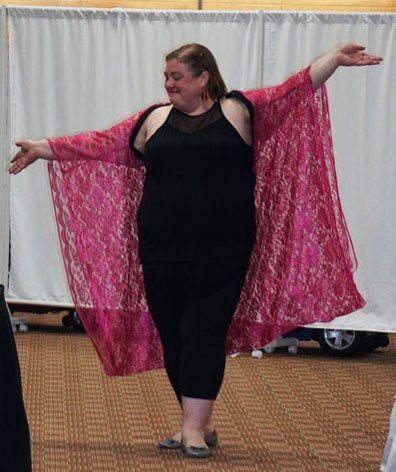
[181,443,213,459]
[158,430,218,450]
[205,430,218,448]
[157,438,182,449]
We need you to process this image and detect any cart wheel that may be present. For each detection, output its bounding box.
[62,314,73,328]
[62,310,84,331]
[251,349,263,359]
[288,345,298,355]
[264,346,275,354]
[317,329,364,356]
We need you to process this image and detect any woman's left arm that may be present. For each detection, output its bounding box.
[310,43,383,90]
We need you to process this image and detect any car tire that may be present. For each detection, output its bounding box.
[316,329,365,356]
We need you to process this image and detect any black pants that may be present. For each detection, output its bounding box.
[0,285,32,472]
[143,263,246,402]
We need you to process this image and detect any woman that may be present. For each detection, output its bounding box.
[9,43,381,458]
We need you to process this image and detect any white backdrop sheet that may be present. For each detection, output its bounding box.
[0,7,9,287]
[5,7,396,332]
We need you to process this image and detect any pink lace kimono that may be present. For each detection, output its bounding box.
[48,66,365,376]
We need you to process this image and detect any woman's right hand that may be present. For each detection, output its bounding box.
[9,139,54,175]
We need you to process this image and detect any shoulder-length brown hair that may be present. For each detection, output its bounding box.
[166,43,227,100]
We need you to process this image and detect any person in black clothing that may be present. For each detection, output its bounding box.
[9,42,382,459]
[0,285,32,471]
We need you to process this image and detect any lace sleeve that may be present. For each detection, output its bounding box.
[47,109,148,168]
[46,107,164,376]
[225,65,364,356]
[243,66,314,140]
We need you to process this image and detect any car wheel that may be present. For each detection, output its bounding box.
[316,329,365,356]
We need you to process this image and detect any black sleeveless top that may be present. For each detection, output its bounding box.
[130,95,256,267]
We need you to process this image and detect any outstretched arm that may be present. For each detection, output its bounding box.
[310,43,383,90]
[9,110,146,176]
[9,139,54,175]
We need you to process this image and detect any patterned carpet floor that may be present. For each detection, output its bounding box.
[13,312,395,472]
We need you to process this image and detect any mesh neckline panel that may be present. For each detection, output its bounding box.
[168,102,222,134]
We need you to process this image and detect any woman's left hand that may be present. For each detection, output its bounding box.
[336,43,383,67]
[310,43,383,90]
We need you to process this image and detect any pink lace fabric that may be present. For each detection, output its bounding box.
[48,66,365,376]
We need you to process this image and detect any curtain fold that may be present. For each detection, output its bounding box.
[0,6,9,286]
[6,7,396,332]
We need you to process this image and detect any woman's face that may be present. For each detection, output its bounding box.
[164,59,208,112]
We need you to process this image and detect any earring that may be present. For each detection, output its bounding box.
[201,87,208,104]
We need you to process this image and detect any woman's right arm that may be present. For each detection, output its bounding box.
[9,111,152,175]
[9,103,172,175]
[9,139,54,175]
